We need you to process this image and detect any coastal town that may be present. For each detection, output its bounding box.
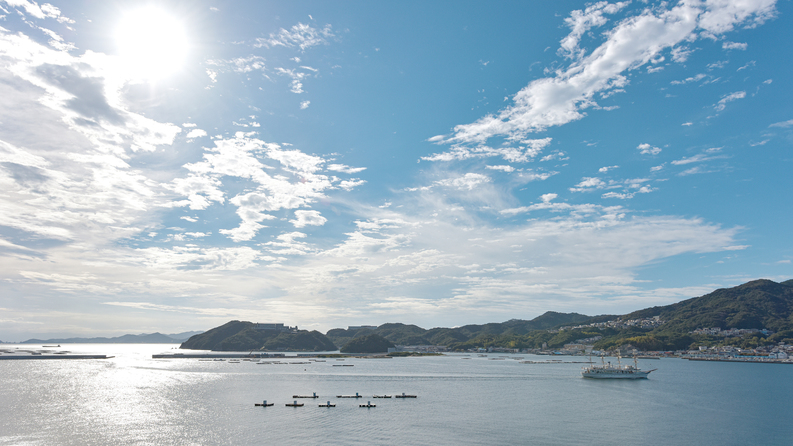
[389,316,793,364]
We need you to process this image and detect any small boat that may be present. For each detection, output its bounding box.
[254,400,274,407]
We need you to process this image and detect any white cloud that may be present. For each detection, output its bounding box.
[671,73,707,85]
[327,164,366,174]
[136,245,270,271]
[570,177,606,192]
[422,138,552,163]
[599,165,619,173]
[433,173,491,191]
[714,91,746,111]
[186,129,207,139]
[737,60,756,71]
[275,67,311,94]
[540,193,557,203]
[671,46,693,62]
[254,23,335,51]
[637,143,662,155]
[539,151,568,162]
[338,179,367,191]
[431,1,776,146]
[168,133,341,241]
[671,150,727,166]
[486,165,516,172]
[262,232,315,255]
[300,100,310,109]
[558,1,630,60]
[290,210,328,228]
[769,119,793,128]
[722,41,748,50]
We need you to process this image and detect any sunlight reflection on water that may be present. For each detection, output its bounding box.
[2,345,792,445]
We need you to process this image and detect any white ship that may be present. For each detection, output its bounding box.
[581,356,656,379]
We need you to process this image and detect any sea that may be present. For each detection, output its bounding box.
[1,344,790,445]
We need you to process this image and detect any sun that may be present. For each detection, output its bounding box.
[115,6,188,80]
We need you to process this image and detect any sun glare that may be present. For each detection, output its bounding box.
[115,7,188,80]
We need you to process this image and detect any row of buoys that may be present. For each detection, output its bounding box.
[255,393,417,407]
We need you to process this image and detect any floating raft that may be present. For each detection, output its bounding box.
[332,364,354,367]
[319,401,336,407]
[337,392,362,398]
[254,400,274,407]
[359,401,376,408]
[372,395,391,398]
[285,401,304,407]
[395,393,417,398]
[293,392,319,398]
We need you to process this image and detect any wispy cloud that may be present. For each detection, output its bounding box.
[430,1,776,145]
[254,23,335,51]
[714,91,746,111]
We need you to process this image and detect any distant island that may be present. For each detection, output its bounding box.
[182,279,793,354]
[20,331,203,345]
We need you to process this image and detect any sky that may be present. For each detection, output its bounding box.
[0,0,791,341]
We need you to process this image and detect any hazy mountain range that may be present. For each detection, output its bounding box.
[14,279,793,350]
[19,331,204,344]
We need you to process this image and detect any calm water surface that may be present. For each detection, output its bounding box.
[1,344,790,445]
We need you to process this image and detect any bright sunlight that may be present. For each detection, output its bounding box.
[115,6,188,80]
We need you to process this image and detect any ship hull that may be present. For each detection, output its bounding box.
[581,371,650,379]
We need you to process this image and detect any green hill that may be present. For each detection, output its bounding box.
[325,312,597,348]
[180,321,336,352]
[325,279,793,352]
[340,333,395,353]
[625,279,793,332]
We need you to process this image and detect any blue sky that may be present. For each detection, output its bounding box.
[0,0,791,341]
